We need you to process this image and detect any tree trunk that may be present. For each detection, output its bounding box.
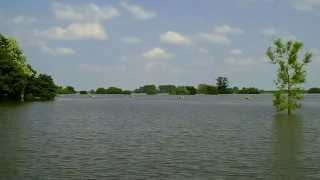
[287,71,291,115]
[20,86,25,102]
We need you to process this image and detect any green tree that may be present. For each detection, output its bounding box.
[95,87,107,94]
[134,86,144,93]
[159,85,176,94]
[206,85,218,95]
[216,77,231,94]
[232,86,239,94]
[0,34,33,101]
[79,90,88,95]
[143,85,157,95]
[25,74,57,100]
[175,86,190,95]
[57,86,76,94]
[238,87,261,94]
[197,84,218,95]
[185,86,197,95]
[266,38,312,115]
[308,87,320,94]
[122,90,132,95]
[106,87,123,94]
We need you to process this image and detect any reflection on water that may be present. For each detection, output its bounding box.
[272,114,304,179]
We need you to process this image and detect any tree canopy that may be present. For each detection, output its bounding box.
[216,77,233,94]
[266,38,312,114]
[307,87,320,94]
[57,86,77,94]
[0,34,57,101]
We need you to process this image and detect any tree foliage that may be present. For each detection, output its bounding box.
[159,85,176,94]
[175,86,190,95]
[25,74,57,100]
[238,87,261,94]
[216,77,232,94]
[143,85,157,95]
[197,84,218,95]
[185,86,197,95]
[0,34,57,101]
[79,90,88,95]
[266,38,312,114]
[307,87,320,94]
[57,86,77,94]
[106,87,123,94]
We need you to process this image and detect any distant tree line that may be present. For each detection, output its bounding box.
[0,34,57,101]
[52,79,320,97]
[58,76,320,96]
[131,77,263,95]
[56,86,132,95]
[307,87,320,94]
[57,86,77,94]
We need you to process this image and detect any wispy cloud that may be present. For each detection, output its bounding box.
[198,25,244,45]
[12,16,37,24]
[260,27,296,40]
[120,2,156,20]
[142,48,174,60]
[224,56,257,66]
[35,23,108,40]
[160,31,191,45]
[38,42,75,56]
[52,3,120,22]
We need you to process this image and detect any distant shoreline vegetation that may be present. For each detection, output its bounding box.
[57,82,320,96]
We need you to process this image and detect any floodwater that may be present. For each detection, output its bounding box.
[0,94,319,179]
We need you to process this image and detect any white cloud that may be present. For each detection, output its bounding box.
[229,49,243,55]
[260,27,297,40]
[142,48,174,60]
[224,56,257,65]
[293,0,320,11]
[36,23,107,40]
[12,16,36,24]
[198,25,244,45]
[39,43,75,56]
[199,34,230,45]
[121,36,143,44]
[53,3,120,21]
[160,31,191,45]
[120,2,156,20]
[214,25,244,34]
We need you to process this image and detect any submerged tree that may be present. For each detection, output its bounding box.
[266,39,312,115]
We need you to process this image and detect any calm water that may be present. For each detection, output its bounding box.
[0,94,320,179]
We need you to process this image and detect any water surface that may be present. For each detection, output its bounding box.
[0,95,320,179]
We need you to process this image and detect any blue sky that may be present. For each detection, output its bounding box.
[0,0,319,90]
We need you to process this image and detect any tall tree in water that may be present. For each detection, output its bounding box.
[266,38,312,115]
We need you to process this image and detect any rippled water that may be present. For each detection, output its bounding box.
[0,94,320,179]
